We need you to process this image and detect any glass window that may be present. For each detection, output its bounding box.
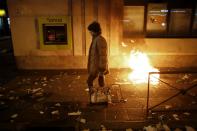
[123,6,144,38]
[124,1,196,38]
[146,3,168,36]
[169,9,192,35]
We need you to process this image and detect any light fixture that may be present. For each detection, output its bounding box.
[0,9,6,16]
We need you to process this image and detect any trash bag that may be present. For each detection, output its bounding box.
[90,88,111,104]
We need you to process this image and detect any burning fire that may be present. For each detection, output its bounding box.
[127,50,159,85]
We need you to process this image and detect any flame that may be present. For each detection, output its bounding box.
[121,42,128,47]
[128,50,159,85]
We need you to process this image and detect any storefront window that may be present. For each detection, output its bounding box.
[123,1,196,38]
[169,9,192,35]
[123,6,144,38]
[146,3,168,36]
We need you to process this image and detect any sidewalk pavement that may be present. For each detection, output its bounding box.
[0,69,197,130]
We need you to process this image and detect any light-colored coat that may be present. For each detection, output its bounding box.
[88,35,109,75]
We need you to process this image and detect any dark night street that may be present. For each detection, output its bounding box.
[1,0,197,130]
[0,38,197,130]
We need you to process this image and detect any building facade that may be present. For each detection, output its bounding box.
[7,0,197,69]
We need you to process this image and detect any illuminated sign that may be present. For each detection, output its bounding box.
[0,9,6,16]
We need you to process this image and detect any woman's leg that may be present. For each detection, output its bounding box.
[87,73,98,94]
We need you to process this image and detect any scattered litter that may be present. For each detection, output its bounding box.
[11,114,18,119]
[172,114,180,121]
[79,118,86,124]
[143,125,157,131]
[42,83,47,87]
[9,96,15,100]
[85,88,89,92]
[126,128,133,131]
[27,88,43,94]
[68,111,81,116]
[183,112,190,116]
[32,92,43,98]
[39,111,44,115]
[43,77,47,81]
[182,74,190,80]
[123,98,128,102]
[54,103,61,107]
[50,79,54,82]
[165,105,172,109]
[51,110,59,115]
[173,114,178,118]
[191,78,197,83]
[76,76,81,79]
[185,126,195,131]
[147,116,154,119]
[100,125,107,131]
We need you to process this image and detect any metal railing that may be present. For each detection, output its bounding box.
[146,71,197,117]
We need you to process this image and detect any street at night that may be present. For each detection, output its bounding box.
[1,0,197,130]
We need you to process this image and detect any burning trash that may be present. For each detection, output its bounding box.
[127,50,160,85]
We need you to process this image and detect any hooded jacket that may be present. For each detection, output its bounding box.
[87,35,109,75]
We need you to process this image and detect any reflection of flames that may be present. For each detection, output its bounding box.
[128,50,159,85]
